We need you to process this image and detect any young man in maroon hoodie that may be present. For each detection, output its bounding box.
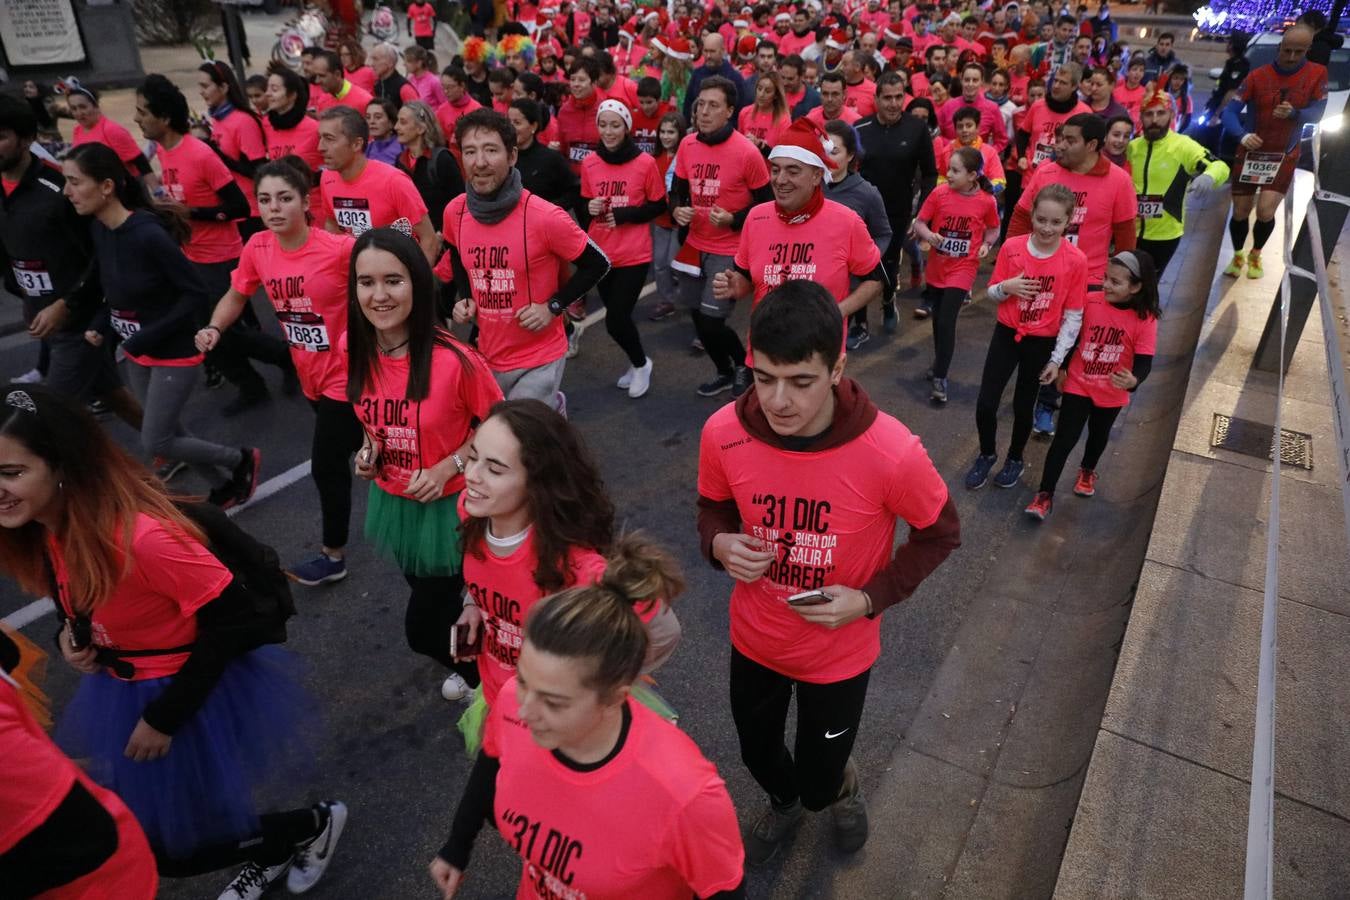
[696,280,961,864]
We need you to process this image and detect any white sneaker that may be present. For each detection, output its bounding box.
[14,368,41,384]
[218,861,289,900]
[566,328,581,359]
[617,367,635,390]
[441,672,471,701]
[286,801,348,894]
[627,358,653,399]
[554,391,567,420]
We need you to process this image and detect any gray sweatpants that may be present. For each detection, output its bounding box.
[122,362,241,486]
[492,356,566,407]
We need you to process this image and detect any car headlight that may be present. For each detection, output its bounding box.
[1322,113,1344,133]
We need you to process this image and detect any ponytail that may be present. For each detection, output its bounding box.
[524,533,684,696]
[65,142,191,245]
[951,145,994,194]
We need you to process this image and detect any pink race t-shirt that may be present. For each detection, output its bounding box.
[674,131,769,257]
[737,106,788,147]
[435,95,483,146]
[697,404,949,683]
[844,80,877,117]
[211,109,267,217]
[991,234,1089,339]
[408,1,437,36]
[353,337,503,499]
[1064,294,1158,408]
[311,81,374,115]
[232,228,355,401]
[72,115,143,170]
[263,115,323,169]
[915,184,1001,291]
[485,680,745,900]
[156,134,243,264]
[442,191,591,371]
[1019,98,1090,170]
[48,515,233,681]
[734,198,880,302]
[317,159,428,239]
[1015,157,1137,282]
[580,151,666,267]
[803,106,861,129]
[462,529,607,706]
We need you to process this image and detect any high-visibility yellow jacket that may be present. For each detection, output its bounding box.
[1126,130,1231,242]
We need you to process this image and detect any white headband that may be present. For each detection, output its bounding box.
[596,98,632,130]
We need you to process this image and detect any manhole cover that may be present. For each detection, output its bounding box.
[1210,413,1313,470]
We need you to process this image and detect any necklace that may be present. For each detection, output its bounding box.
[377,338,410,356]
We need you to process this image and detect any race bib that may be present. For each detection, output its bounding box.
[11,260,52,297]
[1239,152,1283,185]
[568,143,594,162]
[936,230,972,257]
[1137,195,1164,219]
[332,198,374,235]
[277,311,330,352]
[1032,142,1055,166]
[109,309,141,340]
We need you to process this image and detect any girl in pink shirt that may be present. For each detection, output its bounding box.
[911,146,1001,404]
[737,72,789,154]
[64,81,151,178]
[1025,250,1160,520]
[580,100,666,398]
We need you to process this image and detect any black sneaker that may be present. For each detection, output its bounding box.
[930,377,948,404]
[222,387,270,418]
[881,302,898,334]
[744,798,804,865]
[846,323,870,351]
[965,454,998,490]
[697,372,735,396]
[993,457,1025,489]
[231,447,262,506]
[207,483,241,510]
[731,366,753,398]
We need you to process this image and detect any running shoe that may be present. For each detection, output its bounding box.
[744,797,804,865]
[231,447,262,507]
[14,368,41,384]
[1073,468,1098,497]
[87,399,110,417]
[964,454,998,490]
[993,457,1025,489]
[1222,252,1245,278]
[566,328,581,359]
[830,757,869,853]
[441,672,471,701]
[697,372,735,397]
[627,358,653,399]
[222,387,270,418]
[288,554,347,586]
[846,323,870,351]
[1024,491,1054,520]
[1246,249,1264,279]
[154,458,187,483]
[930,377,948,404]
[286,801,348,894]
[731,366,753,398]
[616,367,635,390]
[554,391,567,420]
[690,337,705,353]
[912,301,931,320]
[1032,403,1056,436]
[566,299,587,321]
[881,302,898,334]
[648,300,676,321]
[217,860,289,900]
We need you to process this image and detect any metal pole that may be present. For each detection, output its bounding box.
[219,4,248,85]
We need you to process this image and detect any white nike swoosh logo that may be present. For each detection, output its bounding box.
[825,728,849,739]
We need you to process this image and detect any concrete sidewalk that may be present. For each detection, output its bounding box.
[1055,179,1350,897]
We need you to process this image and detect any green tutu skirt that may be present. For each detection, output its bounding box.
[364,485,464,577]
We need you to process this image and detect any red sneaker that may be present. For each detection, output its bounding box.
[1024,491,1053,521]
[1073,468,1097,497]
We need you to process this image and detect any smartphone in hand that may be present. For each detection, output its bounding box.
[451,622,483,658]
[786,590,832,607]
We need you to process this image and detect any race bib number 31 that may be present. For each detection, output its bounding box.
[11,260,52,297]
[1240,152,1283,185]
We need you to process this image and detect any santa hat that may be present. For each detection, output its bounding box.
[536,11,555,29]
[737,34,758,56]
[883,23,905,41]
[769,119,836,184]
[732,17,749,28]
[596,98,633,130]
[661,36,694,60]
[619,22,637,43]
[826,28,851,51]
[643,9,661,23]
[775,11,791,22]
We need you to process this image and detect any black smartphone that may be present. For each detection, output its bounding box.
[451,623,483,658]
[786,590,832,607]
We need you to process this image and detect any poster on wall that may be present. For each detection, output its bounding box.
[0,0,87,67]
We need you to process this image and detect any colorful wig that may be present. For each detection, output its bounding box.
[462,36,499,67]
[498,34,537,69]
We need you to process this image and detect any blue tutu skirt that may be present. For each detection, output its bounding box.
[55,645,313,859]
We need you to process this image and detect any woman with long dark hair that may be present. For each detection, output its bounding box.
[196,159,364,587]
[262,63,322,170]
[346,227,503,701]
[197,60,269,239]
[62,77,152,177]
[62,143,260,509]
[0,385,345,899]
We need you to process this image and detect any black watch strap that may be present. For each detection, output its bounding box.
[546,298,565,316]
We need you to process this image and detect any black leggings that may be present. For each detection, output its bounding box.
[154,808,322,875]
[1038,392,1122,493]
[195,259,294,393]
[1137,237,1181,278]
[692,309,747,377]
[309,397,365,549]
[403,571,479,684]
[597,263,649,367]
[925,284,967,379]
[976,323,1056,460]
[729,648,871,812]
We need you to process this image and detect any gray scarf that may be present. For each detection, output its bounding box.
[465,168,523,225]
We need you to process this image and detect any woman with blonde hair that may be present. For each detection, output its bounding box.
[395,99,464,230]
[737,70,789,153]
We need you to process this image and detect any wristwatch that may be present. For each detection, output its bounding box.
[546,298,565,316]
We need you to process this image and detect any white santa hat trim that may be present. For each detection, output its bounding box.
[768,144,835,183]
[596,98,633,130]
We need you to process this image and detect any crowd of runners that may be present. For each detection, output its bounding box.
[0,0,1332,897]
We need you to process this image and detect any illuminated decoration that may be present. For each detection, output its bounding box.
[1193,0,1334,36]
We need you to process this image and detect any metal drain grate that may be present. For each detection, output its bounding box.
[1210,413,1314,470]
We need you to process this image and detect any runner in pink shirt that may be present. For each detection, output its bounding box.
[262,65,322,169]
[436,67,483,147]
[402,44,448,110]
[197,61,268,224]
[407,0,438,49]
[737,72,791,153]
[63,80,151,177]
[309,50,374,115]
[580,100,667,398]
[804,73,861,128]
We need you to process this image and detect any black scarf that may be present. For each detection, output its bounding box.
[1046,92,1080,114]
[696,121,736,146]
[596,136,640,165]
[267,100,306,132]
[465,168,523,225]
